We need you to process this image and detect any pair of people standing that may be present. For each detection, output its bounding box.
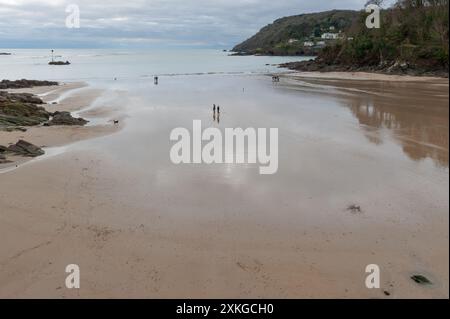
[213,104,220,123]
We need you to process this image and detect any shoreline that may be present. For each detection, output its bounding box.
[278,60,449,79]
[0,82,122,171]
[0,73,448,299]
[280,71,450,83]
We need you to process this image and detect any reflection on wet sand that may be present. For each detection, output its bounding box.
[1,74,448,298]
[294,78,449,167]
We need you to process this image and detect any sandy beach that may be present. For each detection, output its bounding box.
[0,83,121,169]
[0,72,448,298]
[284,71,450,83]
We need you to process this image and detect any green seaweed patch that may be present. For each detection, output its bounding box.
[411,275,432,285]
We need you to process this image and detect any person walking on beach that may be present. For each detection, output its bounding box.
[217,105,220,114]
[213,104,216,113]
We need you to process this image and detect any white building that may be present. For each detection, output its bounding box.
[288,38,299,44]
[321,33,340,40]
[303,41,314,47]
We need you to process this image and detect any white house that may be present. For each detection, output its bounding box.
[288,38,299,44]
[303,41,314,47]
[321,33,340,40]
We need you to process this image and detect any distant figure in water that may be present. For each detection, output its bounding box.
[154,76,159,85]
[213,104,220,123]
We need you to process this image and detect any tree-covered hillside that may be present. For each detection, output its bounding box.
[281,0,449,76]
[232,10,360,56]
[324,1,448,69]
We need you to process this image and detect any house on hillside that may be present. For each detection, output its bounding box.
[288,38,299,44]
[321,33,340,40]
[303,41,314,47]
[315,41,326,48]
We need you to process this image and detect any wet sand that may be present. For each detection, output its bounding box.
[285,71,449,82]
[0,74,448,298]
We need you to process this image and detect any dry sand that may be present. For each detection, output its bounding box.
[0,73,448,299]
[285,71,449,83]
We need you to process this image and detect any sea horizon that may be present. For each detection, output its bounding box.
[0,0,448,303]
[0,48,310,82]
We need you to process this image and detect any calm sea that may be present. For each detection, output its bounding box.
[0,49,307,82]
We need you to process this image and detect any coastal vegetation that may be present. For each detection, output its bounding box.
[303,0,449,75]
[232,10,359,56]
[234,0,449,76]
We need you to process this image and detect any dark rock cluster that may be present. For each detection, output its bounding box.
[1,140,45,163]
[279,58,449,78]
[0,91,50,127]
[6,140,45,157]
[1,91,88,128]
[1,85,89,164]
[47,111,88,126]
[0,79,59,89]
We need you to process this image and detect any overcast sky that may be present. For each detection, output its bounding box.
[0,0,385,48]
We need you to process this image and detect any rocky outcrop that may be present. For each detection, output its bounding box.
[1,91,88,128]
[279,59,450,78]
[0,52,11,56]
[0,91,50,127]
[0,79,59,89]
[6,140,45,157]
[48,111,88,126]
[49,61,70,65]
[0,140,45,163]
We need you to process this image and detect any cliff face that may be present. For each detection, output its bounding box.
[232,10,360,55]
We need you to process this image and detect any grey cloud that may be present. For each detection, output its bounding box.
[0,0,377,48]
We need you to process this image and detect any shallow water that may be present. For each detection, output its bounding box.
[59,73,449,228]
[3,53,448,218]
[0,48,305,81]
